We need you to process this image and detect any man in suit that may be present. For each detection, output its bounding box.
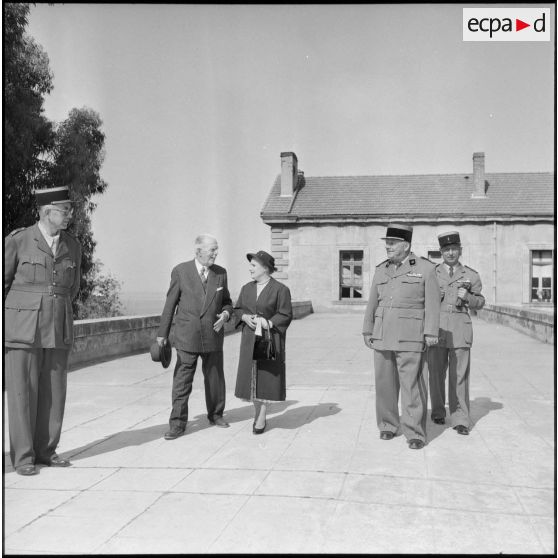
[428,231,485,435]
[157,234,233,439]
[4,186,82,475]
[362,223,440,450]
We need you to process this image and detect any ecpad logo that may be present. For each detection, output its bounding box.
[463,8,550,41]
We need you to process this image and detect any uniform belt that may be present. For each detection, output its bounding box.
[442,304,468,314]
[10,285,71,296]
[378,303,424,309]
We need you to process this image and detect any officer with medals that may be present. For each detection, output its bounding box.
[363,223,440,450]
[428,231,485,435]
[4,186,82,475]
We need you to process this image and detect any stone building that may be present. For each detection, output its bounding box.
[261,152,554,312]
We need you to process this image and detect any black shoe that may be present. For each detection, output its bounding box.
[454,425,469,435]
[37,454,71,467]
[16,465,37,476]
[380,431,395,440]
[408,439,425,450]
[253,421,266,435]
[432,417,445,425]
[209,417,230,428]
[164,427,185,440]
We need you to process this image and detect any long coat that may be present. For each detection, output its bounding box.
[157,260,233,353]
[362,253,440,352]
[434,262,485,348]
[234,277,292,401]
[4,224,82,349]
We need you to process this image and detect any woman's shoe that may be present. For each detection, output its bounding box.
[252,421,266,435]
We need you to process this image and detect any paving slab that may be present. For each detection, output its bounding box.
[3,313,555,554]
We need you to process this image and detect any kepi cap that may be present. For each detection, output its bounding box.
[34,186,74,206]
[381,223,413,243]
[246,250,277,273]
[150,340,172,369]
[438,231,461,248]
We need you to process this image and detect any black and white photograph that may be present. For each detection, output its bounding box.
[3,2,555,554]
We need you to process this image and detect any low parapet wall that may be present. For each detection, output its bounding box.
[476,304,554,344]
[69,300,314,368]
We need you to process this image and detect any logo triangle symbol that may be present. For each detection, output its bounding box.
[516,19,530,31]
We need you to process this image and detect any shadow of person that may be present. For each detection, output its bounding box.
[59,423,171,463]
[266,402,341,430]
[470,396,503,428]
[187,400,298,434]
[424,396,503,444]
[55,401,301,463]
[425,413,449,444]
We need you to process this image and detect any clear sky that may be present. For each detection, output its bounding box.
[27,3,555,299]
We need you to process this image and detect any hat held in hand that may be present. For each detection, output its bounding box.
[150,339,172,368]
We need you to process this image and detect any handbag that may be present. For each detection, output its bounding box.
[252,319,277,361]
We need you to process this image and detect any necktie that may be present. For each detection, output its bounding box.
[200,267,207,292]
[449,266,454,277]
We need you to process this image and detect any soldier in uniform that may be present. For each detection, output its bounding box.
[4,186,82,475]
[363,223,440,450]
[428,231,485,435]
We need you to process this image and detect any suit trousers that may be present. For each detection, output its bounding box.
[428,346,471,428]
[5,348,69,469]
[169,349,226,429]
[374,349,427,442]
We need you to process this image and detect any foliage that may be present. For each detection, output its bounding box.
[74,260,124,319]
[3,2,55,236]
[3,3,119,318]
[46,107,109,316]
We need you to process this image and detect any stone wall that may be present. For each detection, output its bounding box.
[476,304,554,344]
[69,301,313,368]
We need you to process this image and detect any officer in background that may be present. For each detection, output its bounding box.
[428,231,485,435]
[4,186,82,475]
[363,223,440,450]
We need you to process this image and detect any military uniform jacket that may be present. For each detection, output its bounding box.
[435,262,484,348]
[4,224,82,349]
[362,253,441,352]
[157,260,233,353]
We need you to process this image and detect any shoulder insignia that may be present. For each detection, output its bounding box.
[377,258,390,268]
[409,258,416,265]
[464,265,478,274]
[420,256,435,265]
[9,227,26,236]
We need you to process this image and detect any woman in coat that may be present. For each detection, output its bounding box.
[234,250,292,434]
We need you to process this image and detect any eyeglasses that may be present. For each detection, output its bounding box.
[49,206,74,217]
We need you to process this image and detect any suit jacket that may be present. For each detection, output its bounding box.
[4,223,82,349]
[362,253,441,352]
[157,259,233,353]
[435,262,485,348]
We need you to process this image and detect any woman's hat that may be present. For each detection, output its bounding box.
[150,340,172,368]
[246,250,277,273]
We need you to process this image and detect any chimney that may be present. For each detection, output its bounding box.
[280,152,298,197]
[471,152,487,198]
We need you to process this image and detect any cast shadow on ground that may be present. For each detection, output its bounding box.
[265,402,341,430]
[425,396,503,444]
[58,401,300,462]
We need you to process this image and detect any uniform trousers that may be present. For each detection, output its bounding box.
[5,348,69,469]
[374,349,427,441]
[169,349,226,429]
[428,346,471,428]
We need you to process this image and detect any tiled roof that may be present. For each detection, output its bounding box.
[261,172,554,221]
